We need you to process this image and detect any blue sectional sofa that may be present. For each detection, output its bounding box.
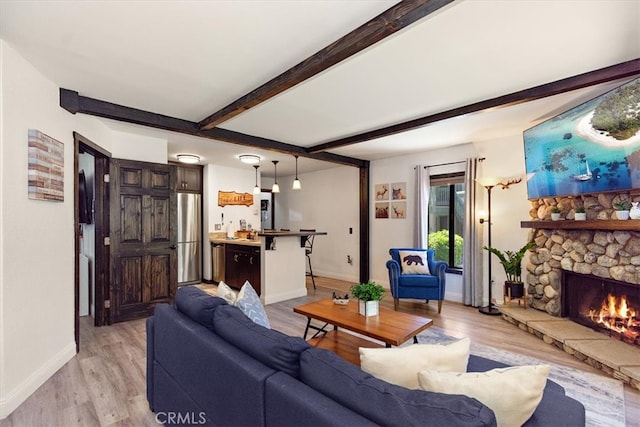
[146,286,585,426]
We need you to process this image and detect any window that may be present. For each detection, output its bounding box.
[428,173,465,269]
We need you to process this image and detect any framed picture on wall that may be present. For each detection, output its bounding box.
[391,182,406,200]
[374,183,389,200]
[390,201,406,219]
[375,202,389,218]
[28,129,64,202]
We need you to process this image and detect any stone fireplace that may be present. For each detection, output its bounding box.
[524,192,640,319]
[501,192,640,390]
[562,271,639,348]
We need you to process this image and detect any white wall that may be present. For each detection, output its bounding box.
[202,164,261,280]
[111,131,168,164]
[0,40,114,418]
[370,138,530,304]
[277,166,361,283]
[269,138,531,304]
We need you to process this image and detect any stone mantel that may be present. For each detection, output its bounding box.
[521,192,640,317]
[521,220,640,231]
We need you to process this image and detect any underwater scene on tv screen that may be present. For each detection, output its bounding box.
[523,77,640,200]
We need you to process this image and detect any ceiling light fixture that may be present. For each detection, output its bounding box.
[292,155,302,190]
[239,154,261,164]
[176,154,200,164]
[272,160,280,193]
[253,165,261,195]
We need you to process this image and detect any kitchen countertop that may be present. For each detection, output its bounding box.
[210,237,261,247]
[257,230,327,237]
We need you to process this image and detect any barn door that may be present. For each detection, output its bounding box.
[110,159,177,322]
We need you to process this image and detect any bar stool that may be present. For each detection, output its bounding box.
[300,229,316,289]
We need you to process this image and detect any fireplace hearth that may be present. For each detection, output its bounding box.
[562,271,640,348]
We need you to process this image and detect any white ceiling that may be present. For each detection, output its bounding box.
[1,0,639,177]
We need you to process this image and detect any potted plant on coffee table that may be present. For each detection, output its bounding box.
[350,280,385,317]
[483,241,535,306]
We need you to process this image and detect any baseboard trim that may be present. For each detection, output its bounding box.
[311,269,359,284]
[0,341,76,419]
[264,288,308,305]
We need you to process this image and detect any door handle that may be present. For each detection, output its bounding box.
[169,244,177,250]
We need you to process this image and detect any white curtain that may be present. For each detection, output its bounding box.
[463,158,483,306]
[414,165,430,248]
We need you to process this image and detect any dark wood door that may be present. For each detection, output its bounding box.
[110,159,177,322]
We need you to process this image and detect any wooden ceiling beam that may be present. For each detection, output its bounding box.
[307,58,640,153]
[197,0,454,130]
[59,89,367,168]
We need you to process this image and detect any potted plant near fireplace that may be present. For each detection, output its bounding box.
[613,200,630,220]
[350,280,385,317]
[574,206,586,221]
[483,241,534,304]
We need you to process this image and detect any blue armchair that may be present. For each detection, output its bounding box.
[386,248,448,313]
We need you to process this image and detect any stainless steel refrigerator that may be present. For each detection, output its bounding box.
[177,193,202,284]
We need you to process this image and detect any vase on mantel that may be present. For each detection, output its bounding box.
[358,300,379,317]
[615,210,630,220]
[630,202,640,220]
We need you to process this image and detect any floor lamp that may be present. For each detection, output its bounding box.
[477,176,523,315]
[478,177,501,316]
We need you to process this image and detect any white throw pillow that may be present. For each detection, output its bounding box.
[417,365,550,427]
[398,250,430,275]
[215,281,237,305]
[235,281,271,329]
[359,337,470,389]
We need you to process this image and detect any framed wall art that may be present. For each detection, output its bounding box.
[391,182,406,200]
[523,77,640,199]
[28,129,64,202]
[374,183,389,200]
[375,202,389,218]
[390,201,406,219]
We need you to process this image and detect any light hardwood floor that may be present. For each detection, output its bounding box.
[1,277,638,426]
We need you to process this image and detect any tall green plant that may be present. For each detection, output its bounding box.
[483,241,534,282]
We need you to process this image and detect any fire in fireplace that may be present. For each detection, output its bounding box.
[588,294,639,345]
[562,271,640,348]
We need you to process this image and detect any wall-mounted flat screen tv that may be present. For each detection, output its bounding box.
[523,77,640,200]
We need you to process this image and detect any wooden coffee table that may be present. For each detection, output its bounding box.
[294,299,433,365]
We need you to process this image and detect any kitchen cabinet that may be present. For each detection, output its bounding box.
[224,243,261,294]
[176,165,202,193]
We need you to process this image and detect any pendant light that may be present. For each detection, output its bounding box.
[292,155,302,190]
[271,160,280,193]
[253,165,260,195]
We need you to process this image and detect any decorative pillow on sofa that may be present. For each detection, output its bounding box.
[235,281,270,329]
[216,281,237,305]
[398,250,431,275]
[174,285,227,331]
[417,364,550,427]
[300,347,496,426]
[359,337,470,389]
